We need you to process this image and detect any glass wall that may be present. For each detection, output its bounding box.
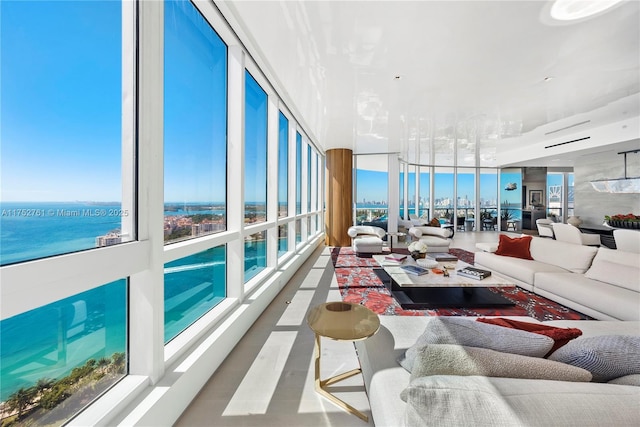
[244,71,268,224]
[355,155,389,226]
[0,280,127,424]
[164,247,226,342]
[164,0,227,243]
[457,168,475,220]
[0,0,325,423]
[244,231,267,282]
[480,168,498,229]
[0,0,131,266]
[278,224,288,257]
[296,133,302,215]
[419,167,430,219]
[307,144,312,213]
[500,168,523,227]
[547,172,567,219]
[278,112,289,218]
[433,167,454,220]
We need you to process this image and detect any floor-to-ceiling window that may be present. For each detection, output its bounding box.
[0,0,131,265]
[548,171,568,220]
[434,167,454,220]
[500,168,523,229]
[419,167,431,219]
[0,1,129,422]
[244,71,268,225]
[0,0,325,424]
[479,168,498,229]
[457,168,475,221]
[163,0,228,342]
[355,154,389,226]
[295,132,302,215]
[243,71,268,280]
[278,112,289,219]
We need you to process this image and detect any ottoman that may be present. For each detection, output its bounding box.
[353,235,383,256]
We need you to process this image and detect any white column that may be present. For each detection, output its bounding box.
[129,0,164,383]
[226,45,245,298]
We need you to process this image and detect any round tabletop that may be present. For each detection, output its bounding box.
[307,302,380,341]
[386,231,406,236]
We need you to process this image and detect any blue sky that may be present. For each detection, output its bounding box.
[1,0,263,204]
[1,1,122,202]
[357,169,503,204]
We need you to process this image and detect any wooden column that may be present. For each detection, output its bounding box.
[325,148,353,247]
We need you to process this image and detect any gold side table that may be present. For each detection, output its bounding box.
[307,301,380,422]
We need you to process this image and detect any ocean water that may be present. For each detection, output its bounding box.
[1,201,126,265]
[0,202,233,402]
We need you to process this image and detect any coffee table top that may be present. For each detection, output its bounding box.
[373,254,514,288]
[307,301,380,341]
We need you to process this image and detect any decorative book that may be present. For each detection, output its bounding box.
[400,265,429,276]
[428,252,458,262]
[456,266,492,280]
[384,254,407,263]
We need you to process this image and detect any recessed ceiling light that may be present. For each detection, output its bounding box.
[394,75,402,80]
[544,76,555,82]
[550,0,623,21]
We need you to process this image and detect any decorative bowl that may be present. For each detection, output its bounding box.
[416,258,438,269]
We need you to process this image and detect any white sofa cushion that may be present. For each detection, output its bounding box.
[535,272,640,321]
[584,247,640,293]
[609,374,640,386]
[401,375,640,427]
[474,251,567,286]
[535,274,640,320]
[529,236,598,273]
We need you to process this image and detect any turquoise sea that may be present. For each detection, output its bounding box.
[0,201,232,402]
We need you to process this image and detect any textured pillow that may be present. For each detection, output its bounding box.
[477,317,582,356]
[429,217,440,227]
[494,234,533,260]
[609,374,640,386]
[398,317,554,372]
[410,344,592,382]
[549,335,640,382]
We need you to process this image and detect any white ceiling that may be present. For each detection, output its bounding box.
[219,0,640,167]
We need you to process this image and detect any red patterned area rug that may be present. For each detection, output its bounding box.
[331,247,592,321]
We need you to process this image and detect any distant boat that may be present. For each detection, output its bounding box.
[505,183,517,191]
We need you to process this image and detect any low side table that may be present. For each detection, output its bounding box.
[307,301,380,421]
[386,231,406,252]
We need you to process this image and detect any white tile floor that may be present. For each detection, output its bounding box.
[175,231,506,426]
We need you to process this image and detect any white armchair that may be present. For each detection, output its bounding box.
[536,218,555,238]
[347,225,386,256]
[408,226,452,252]
[551,223,601,246]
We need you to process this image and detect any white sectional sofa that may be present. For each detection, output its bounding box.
[474,236,640,321]
[356,316,640,427]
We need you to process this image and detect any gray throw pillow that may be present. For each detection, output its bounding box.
[398,317,554,372]
[409,344,592,382]
[549,335,640,382]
